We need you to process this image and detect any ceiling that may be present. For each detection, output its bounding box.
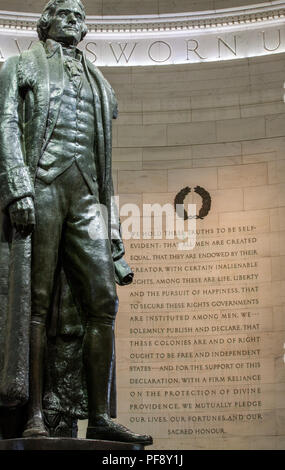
[0,0,274,15]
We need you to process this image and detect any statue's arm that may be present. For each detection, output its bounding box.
[110,181,125,262]
[0,57,35,213]
[109,89,125,262]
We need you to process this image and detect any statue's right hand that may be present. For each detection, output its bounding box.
[9,196,35,236]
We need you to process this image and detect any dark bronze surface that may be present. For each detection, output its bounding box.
[0,0,152,448]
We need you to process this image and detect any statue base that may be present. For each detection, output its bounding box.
[0,437,145,451]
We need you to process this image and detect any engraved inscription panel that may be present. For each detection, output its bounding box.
[115,164,285,450]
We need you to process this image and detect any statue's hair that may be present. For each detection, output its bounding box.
[37,0,88,42]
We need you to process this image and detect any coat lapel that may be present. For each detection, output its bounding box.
[84,56,106,189]
[86,59,115,240]
[42,42,64,154]
[19,42,50,179]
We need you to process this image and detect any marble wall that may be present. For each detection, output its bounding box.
[91,51,285,450]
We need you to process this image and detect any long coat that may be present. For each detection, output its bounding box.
[0,41,121,419]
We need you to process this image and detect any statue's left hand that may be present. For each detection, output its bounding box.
[111,238,125,262]
[8,196,36,236]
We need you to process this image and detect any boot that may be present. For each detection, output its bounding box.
[86,416,153,446]
[22,322,49,438]
[84,322,153,446]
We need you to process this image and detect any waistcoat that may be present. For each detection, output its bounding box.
[37,55,97,191]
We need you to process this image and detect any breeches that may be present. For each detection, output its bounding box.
[31,162,118,327]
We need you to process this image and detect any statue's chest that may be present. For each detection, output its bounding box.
[48,64,95,142]
[50,64,94,118]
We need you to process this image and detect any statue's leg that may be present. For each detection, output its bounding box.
[82,321,115,423]
[22,322,48,437]
[23,179,64,438]
[63,172,153,445]
[63,196,118,424]
[82,326,151,444]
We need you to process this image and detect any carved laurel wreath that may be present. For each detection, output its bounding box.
[174,186,211,220]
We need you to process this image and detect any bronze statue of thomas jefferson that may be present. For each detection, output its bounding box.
[0,0,152,445]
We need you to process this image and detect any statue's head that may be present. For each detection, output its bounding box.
[37,0,88,45]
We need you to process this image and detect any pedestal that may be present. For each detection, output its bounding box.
[0,437,144,451]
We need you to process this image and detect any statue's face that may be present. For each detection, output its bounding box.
[47,0,86,46]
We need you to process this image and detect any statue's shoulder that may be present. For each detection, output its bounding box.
[17,42,47,88]
[0,55,21,93]
[85,58,118,118]
[0,54,20,77]
[18,41,46,66]
[86,58,115,93]
[1,42,44,79]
